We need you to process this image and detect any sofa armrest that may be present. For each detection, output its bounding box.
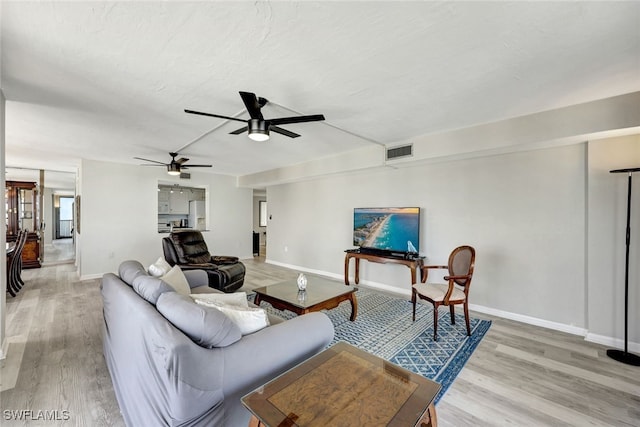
[221,312,334,397]
[182,269,209,289]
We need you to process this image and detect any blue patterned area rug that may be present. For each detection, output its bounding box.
[251,287,491,403]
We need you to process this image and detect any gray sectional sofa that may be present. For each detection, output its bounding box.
[101,260,334,426]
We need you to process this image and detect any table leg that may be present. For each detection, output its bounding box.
[248,415,263,427]
[410,266,417,285]
[344,255,350,286]
[254,294,262,306]
[419,403,438,427]
[349,294,358,321]
[354,258,360,284]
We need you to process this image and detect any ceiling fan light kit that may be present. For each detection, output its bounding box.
[248,119,270,141]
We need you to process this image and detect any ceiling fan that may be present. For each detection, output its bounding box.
[185,91,325,141]
[134,152,212,176]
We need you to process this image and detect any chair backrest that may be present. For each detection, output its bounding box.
[448,245,475,287]
[168,230,212,264]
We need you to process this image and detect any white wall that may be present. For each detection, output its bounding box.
[266,137,640,348]
[587,135,640,347]
[78,159,253,278]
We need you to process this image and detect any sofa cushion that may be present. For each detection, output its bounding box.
[190,292,249,308]
[148,257,172,277]
[132,275,175,305]
[119,260,148,286]
[161,265,191,296]
[194,300,270,335]
[156,292,242,348]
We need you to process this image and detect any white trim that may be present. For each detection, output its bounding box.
[584,332,640,353]
[79,273,103,281]
[264,260,640,351]
[467,303,589,336]
[0,337,8,361]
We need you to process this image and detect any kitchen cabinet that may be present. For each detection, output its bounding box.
[158,189,170,214]
[158,188,189,215]
[5,180,41,268]
[169,191,189,214]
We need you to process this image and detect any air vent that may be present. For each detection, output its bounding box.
[386,144,413,161]
[179,172,191,179]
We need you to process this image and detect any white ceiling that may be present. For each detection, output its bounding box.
[2,1,639,186]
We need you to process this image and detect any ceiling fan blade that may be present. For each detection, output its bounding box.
[270,125,300,138]
[134,156,167,166]
[229,126,248,135]
[184,109,247,123]
[239,91,264,120]
[139,164,167,167]
[269,114,325,126]
[175,157,189,165]
[182,165,212,168]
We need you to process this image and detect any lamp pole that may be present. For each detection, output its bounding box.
[607,167,640,366]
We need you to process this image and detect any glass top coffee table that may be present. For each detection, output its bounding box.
[242,341,441,427]
[253,276,358,321]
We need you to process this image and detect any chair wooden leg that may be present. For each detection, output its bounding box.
[433,304,439,341]
[449,305,455,325]
[464,302,471,336]
[411,289,417,322]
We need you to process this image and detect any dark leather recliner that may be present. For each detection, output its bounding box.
[162,230,245,293]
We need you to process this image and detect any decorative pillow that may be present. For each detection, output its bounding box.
[190,292,249,308]
[156,292,241,348]
[148,257,172,277]
[132,275,175,305]
[202,301,270,335]
[161,265,191,296]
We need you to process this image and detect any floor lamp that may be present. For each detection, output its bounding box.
[607,167,640,366]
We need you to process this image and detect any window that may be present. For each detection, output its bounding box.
[259,201,267,227]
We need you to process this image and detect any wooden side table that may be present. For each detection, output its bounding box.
[242,341,440,427]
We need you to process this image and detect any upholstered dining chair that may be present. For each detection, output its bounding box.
[412,245,476,341]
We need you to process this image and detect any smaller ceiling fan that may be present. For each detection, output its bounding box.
[134,152,212,176]
[185,91,325,141]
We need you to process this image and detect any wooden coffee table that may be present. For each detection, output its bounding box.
[242,341,441,427]
[253,276,358,321]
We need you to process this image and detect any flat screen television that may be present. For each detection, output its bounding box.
[353,207,420,256]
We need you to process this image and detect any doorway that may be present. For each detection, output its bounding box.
[55,196,74,239]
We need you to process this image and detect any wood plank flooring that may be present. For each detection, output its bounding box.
[1,258,638,426]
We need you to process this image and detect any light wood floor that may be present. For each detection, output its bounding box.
[1,258,639,426]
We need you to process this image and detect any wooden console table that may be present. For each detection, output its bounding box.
[344,250,425,286]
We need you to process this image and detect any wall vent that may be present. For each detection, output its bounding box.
[179,172,191,179]
[386,144,413,160]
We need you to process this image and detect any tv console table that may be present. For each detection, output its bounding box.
[344,250,425,287]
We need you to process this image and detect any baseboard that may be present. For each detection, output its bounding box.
[0,337,8,361]
[264,260,640,350]
[467,303,589,336]
[79,273,103,281]
[584,332,640,353]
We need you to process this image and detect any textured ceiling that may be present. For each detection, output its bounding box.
[2,1,639,185]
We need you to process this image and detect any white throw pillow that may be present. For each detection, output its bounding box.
[198,301,269,335]
[160,265,191,296]
[148,257,172,277]
[191,292,249,308]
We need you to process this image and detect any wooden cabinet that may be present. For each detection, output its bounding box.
[6,181,41,268]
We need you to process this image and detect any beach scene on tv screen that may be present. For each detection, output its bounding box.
[353,207,420,253]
